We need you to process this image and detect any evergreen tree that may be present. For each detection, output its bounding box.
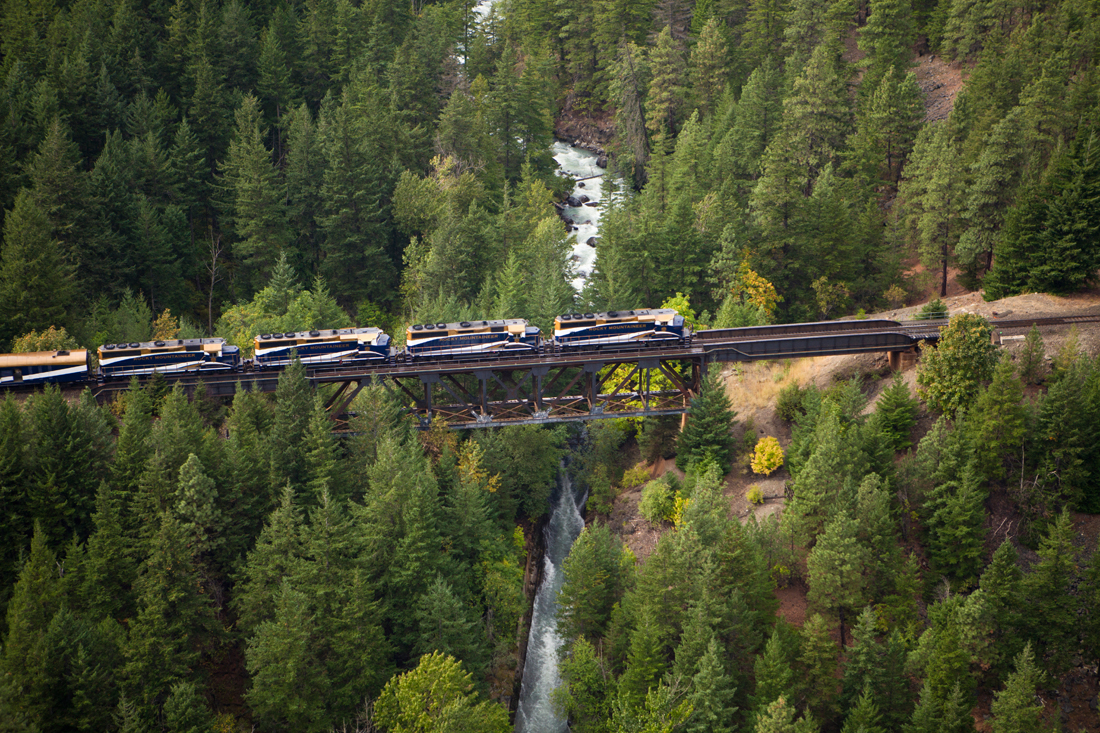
[841,684,884,733]
[689,18,730,119]
[80,482,136,621]
[234,484,304,633]
[617,604,667,709]
[0,190,75,344]
[685,636,737,733]
[1022,509,1078,674]
[678,371,737,471]
[269,357,313,493]
[751,628,796,715]
[163,681,215,733]
[555,636,612,732]
[174,453,223,564]
[646,26,689,140]
[969,355,1026,482]
[373,652,510,733]
[0,394,29,596]
[413,575,485,674]
[219,94,289,293]
[797,613,838,722]
[753,696,818,733]
[557,523,631,643]
[807,512,869,645]
[875,371,918,452]
[989,644,1042,733]
[925,467,986,583]
[245,580,329,733]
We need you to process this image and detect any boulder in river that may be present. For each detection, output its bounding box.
[579,194,590,203]
[565,195,582,207]
[585,201,600,207]
[582,220,592,226]
[596,155,608,168]
[586,237,598,248]
[577,181,586,188]
[563,217,574,226]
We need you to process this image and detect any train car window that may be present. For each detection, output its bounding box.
[263,340,297,349]
[567,320,597,328]
[109,350,141,358]
[185,345,202,351]
[490,326,504,333]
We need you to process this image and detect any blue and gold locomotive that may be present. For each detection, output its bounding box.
[553,309,688,350]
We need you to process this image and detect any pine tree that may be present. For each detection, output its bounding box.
[807,512,869,645]
[163,680,215,733]
[969,355,1026,482]
[245,580,329,733]
[269,357,313,493]
[841,684,883,733]
[956,107,1026,279]
[797,613,838,722]
[857,0,915,92]
[556,636,612,732]
[974,540,1024,680]
[618,604,668,709]
[0,189,75,344]
[413,575,485,673]
[646,26,689,141]
[1,522,62,711]
[0,394,29,596]
[557,524,631,643]
[373,652,510,733]
[752,627,796,714]
[302,396,344,505]
[1016,325,1045,385]
[678,371,737,471]
[730,57,784,176]
[753,696,818,733]
[219,94,290,293]
[80,482,136,621]
[901,121,964,297]
[989,644,1042,733]
[174,453,223,563]
[685,636,737,733]
[234,484,304,633]
[1022,510,1078,674]
[689,18,729,119]
[875,371,918,452]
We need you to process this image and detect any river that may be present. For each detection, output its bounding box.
[551,142,617,292]
[514,466,587,733]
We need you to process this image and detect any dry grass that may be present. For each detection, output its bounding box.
[721,359,818,413]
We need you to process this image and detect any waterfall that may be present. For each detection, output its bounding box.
[514,466,587,733]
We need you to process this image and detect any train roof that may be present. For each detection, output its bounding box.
[255,327,385,343]
[555,309,678,323]
[99,338,232,354]
[407,319,530,333]
[0,350,88,367]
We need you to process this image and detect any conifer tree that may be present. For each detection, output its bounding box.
[1023,509,1078,674]
[413,574,485,673]
[841,684,883,733]
[875,371,918,452]
[989,644,1042,733]
[969,355,1026,482]
[925,466,986,583]
[753,695,818,733]
[245,580,329,732]
[689,18,729,119]
[269,357,313,492]
[730,57,784,176]
[618,604,668,709]
[752,628,796,715]
[685,636,737,733]
[80,482,137,621]
[163,681,215,733]
[174,453,223,564]
[0,393,29,595]
[0,189,75,344]
[235,484,304,633]
[797,613,838,722]
[124,512,217,724]
[807,512,869,645]
[678,371,737,471]
[974,540,1024,680]
[858,0,915,92]
[646,26,689,140]
[557,523,631,643]
[373,652,510,733]
[1,522,62,708]
[556,636,612,732]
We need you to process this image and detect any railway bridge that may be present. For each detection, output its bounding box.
[76,313,1098,429]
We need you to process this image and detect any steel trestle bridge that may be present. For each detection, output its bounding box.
[70,313,1100,429]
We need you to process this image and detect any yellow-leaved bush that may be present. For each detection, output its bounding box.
[751,436,784,476]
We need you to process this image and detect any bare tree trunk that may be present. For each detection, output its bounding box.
[207,231,223,337]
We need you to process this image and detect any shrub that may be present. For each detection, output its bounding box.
[640,477,676,524]
[751,436,785,476]
[747,485,765,504]
[776,382,805,422]
[917,298,948,320]
[620,462,652,489]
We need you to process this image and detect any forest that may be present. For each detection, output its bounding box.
[1,0,1100,729]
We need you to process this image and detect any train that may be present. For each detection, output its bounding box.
[0,309,693,387]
